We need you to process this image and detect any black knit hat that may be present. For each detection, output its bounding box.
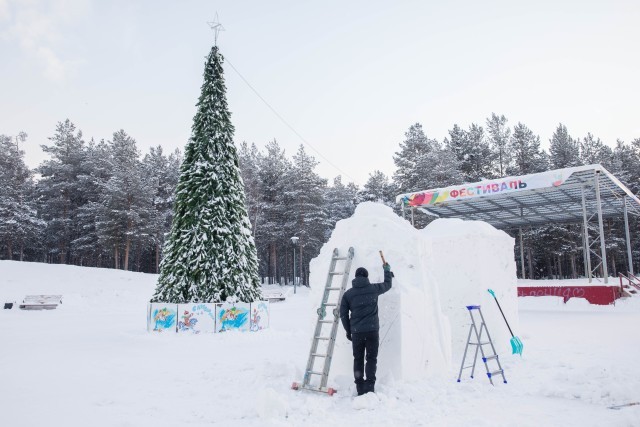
[355,267,368,278]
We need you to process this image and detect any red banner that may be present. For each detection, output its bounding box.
[517,286,622,305]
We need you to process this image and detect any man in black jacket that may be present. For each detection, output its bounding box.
[339,263,393,395]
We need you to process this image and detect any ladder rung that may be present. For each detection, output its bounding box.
[326,287,342,290]
[483,355,498,361]
[469,342,489,345]
[311,353,328,357]
[315,336,330,340]
[329,272,345,275]
[318,320,334,323]
[333,257,348,260]
[323,303,337,307]
[307,371,324,376]
[489,370,503,375]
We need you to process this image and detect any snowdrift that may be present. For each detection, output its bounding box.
[308,202,517,388]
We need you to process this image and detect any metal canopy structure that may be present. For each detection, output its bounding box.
[396,165,640,284]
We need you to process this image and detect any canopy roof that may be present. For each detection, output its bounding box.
[396,165,640,229]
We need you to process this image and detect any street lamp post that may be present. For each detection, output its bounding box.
[291,236,299,294]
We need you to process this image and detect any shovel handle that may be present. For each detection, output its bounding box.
[379,251,387,265]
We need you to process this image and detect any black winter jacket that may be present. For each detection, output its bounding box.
[339,270,393,335]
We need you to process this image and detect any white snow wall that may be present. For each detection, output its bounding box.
[307,202,517,388]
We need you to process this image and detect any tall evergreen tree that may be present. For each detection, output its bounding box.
[486,113,511,177]
[284,145,328,285]
[0,133,44,260]
[37,120,88,263]
[152,45,261,303]
[580,133,612,167]
[357,170,396,207]
[445,123,493,182]
[393,123,436,193]
[324,176,358,234]
[95,130,155,271]
[549,123,580,169]
[507,123,549,175]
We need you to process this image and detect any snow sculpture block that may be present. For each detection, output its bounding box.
[177,303,217,334]
[309,203,452,385]
[308,202,518,388]
[216,302,250,332]
[148,303,177,332]
[250,301,270,331]
[420,218,517,357]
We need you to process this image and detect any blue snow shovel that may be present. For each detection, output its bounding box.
[487,289,523,356]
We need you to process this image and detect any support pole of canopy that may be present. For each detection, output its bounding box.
[519,227,526,279]
[411,207,415,227]
[595,171,609,283]
[581,186,592,282]
[624,196,634,276]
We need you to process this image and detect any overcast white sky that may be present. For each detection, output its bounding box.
[1,0,639,185]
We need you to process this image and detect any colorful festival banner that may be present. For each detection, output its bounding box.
[148,303,177,332]
[398,169,568,207]
[177,303,217,334]
[250,301,270,331]
[216,302,250,332]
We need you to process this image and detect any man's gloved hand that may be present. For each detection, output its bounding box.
[383,262,391,272]
[346,332,352,341]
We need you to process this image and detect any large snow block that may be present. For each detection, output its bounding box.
[147,303,177,332]
[308,202,452,386]
[216,302,250,332]
[177,303,217,334]
[420,218,518,358]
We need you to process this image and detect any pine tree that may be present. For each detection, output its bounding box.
[37,120,88,263]
[507,123,549,175]
[580,133,613,167]
[445,123,493,182]
[284,145,328,285]
[393,123,436,193]
[95,130,155,271]
[255,139,291,284]
[357,170,396,207]
[486,113,511,177]
[152,45,261,303]
[549,123,580,169]
[0,133,44,260]
[324,176,358,234]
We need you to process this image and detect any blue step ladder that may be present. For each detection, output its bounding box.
[457,305,507,385]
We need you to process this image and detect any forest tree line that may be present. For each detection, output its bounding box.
[2,114,640,282]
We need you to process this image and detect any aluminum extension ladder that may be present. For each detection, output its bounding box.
[457,305,507,385]
[292,247,355,396]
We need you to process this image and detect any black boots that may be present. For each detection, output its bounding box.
[355,381,375,396]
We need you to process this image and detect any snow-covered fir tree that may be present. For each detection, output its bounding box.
[324,176,358,235]
[96,130,155,271]
[486,113,511,177]
[507,123,548,175]
[549,123,580,169]
[393,123,438,193]
[152,45,261,303]
[0,133,44,260]
[37,120,88,263]
[580,133,612,167]
[357,170,395,207]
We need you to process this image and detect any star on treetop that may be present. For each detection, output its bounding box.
[207,13,225,45]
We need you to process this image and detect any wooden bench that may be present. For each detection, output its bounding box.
[19,295,62,310]
[262,291,286,302]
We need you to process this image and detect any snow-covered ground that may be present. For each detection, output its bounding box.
[1,261,639,426]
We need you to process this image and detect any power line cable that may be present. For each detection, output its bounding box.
[224,56,356,182]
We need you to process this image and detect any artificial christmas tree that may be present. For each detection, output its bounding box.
[151,45,261,303]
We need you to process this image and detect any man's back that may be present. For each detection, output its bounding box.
[340,270,393,334]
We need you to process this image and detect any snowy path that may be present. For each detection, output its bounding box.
[0,261,638,426]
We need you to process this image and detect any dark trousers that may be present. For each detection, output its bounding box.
[351,331,379,394]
